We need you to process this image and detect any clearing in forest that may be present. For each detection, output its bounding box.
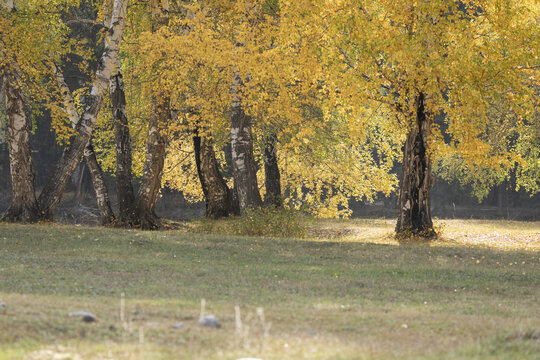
[0,219,539,359]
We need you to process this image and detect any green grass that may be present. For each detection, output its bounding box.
[0,219,539,359]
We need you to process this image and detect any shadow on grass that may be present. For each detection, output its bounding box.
[0,223,538,303]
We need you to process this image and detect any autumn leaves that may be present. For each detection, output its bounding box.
[1,1,537,237]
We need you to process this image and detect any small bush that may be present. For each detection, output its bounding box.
[235,207,307,238]
[194,207,307,238]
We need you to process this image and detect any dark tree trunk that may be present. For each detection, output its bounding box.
[264,132,282,207]
[223,142,240,215]
[111,67,137,225]
[230,73,262,212]
[84,142,116,225]
[222,142,234,178]
[194,134,234,219]
[37,0,128,221]
[1,70,40,222]
[395,93,436,238]
[135,98,169,229]
[134,0,171,230]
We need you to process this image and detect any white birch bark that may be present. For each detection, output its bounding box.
[1,70,40,222]
[37,0,128,220]
[0,0,40,222]
[55,66,116,225]
[230,72,262,211]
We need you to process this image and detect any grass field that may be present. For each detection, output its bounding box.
[0,219,539,359]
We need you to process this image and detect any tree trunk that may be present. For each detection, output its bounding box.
[111,65,137,225]
[37,0,128,220]
[54,63,116,225]
[84,142,116,225]
[223,141,240,215]
[0,70,40,222]
[134,1,171,230]
[230,73,262,212]
[194,134,234,219]
[135,99,169,229]
[264,132,282,207]
[395,93,436,238]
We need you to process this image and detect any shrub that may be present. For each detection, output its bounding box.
[195,207,307,238]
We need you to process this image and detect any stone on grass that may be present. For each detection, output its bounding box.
[68,311,96,323]
[172,322,185,329]
[198,315,220,328]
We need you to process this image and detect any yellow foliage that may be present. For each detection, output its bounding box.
[83,0,538,215]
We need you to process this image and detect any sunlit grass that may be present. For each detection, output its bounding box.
[308,218,540,251]
[0,219,539,359]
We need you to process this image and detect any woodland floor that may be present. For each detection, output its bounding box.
[0,219,539,359]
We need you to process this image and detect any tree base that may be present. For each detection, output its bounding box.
[205,187,234,220]
[1,204,41,223]
[138,211,161,230]
[100,215,117,227]
[395,225,438,243]
[206,204,232,220]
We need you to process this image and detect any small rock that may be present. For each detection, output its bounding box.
[68,311,96,323]
[198,315,220,328]
[81,314,96,323]
[172,322,184,329]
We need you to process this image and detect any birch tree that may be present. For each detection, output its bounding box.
[110,59,137,225]
[38,0,128,220]
[1,0,74,222]
[287,0,538,236]
[133,0,171,229]
[55,65,116,225]
[0,0,128,222]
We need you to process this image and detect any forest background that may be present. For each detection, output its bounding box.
[0,0,538,231]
